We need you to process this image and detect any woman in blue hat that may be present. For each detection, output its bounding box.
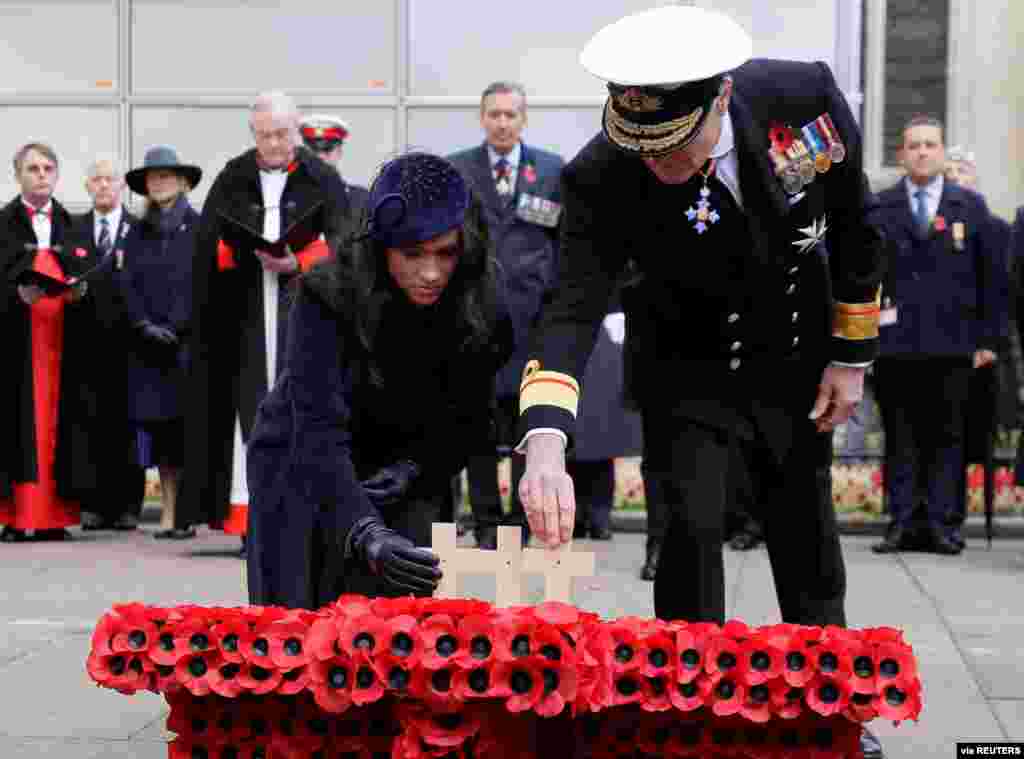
[245,152,514,609]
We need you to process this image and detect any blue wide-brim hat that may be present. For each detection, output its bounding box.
[367,153,469,248]
[126,145,202,196]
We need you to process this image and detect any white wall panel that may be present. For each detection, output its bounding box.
[693,0,837,67]
[408,0,676,97]
[407,107,603,165]
[0,1,119,94]
[0,106,119,209]
[131,1,397,94]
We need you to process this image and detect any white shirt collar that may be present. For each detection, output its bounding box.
[96,206,121,226]
[22,196,53,216]
[488,142,521,170]
[905,173,943,201]
[709,111,735,160]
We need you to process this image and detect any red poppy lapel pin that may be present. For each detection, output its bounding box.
[74,247,88,258]
[522,163,537,184]
[933,215,947,233]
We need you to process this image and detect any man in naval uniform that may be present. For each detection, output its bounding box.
[298,113,370,220]
[514,8,885,756]
[181,92,350,555]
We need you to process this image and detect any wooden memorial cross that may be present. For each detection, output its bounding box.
[430,523,596,607]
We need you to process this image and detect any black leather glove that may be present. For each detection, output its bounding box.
[361,460,421,507]
[136,320,179,346]
[347,516,442,594]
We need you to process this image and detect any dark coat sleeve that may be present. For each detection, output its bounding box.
[974,197,1010,353]
[1013,209,1024,344]
[246,287,379,539]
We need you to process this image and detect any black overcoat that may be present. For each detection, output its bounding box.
[180,147,350,528]
[0,197,106,499]
[519,60,885,465]
[245,275,514,609]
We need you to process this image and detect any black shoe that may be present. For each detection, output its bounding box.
[113,514,139,531]
[81,512,111,531]
[946,527,966,550]
[728,529,760,551]
[572,523,589,540]
[475,527,497,550]
[641,540,661,581]
[0,526,27,543]
[238,536,247,559]
[872,525,906,554]
[589,526,613,541]
[154,527,197,540]
[860,727,884,758]
[33,529,71,541]
[927,528,963,555]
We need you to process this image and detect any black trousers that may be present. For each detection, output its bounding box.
[567,459,615,532]
[465,395,527,532]
[84,426,147,523]
[874,358,972,531]
[645,416,846,626]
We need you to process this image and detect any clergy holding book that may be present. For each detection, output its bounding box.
[181,91,351,554]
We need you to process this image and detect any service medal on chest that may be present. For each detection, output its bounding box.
[685,186,720,235]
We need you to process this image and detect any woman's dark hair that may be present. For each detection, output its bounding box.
[303,188,500,384]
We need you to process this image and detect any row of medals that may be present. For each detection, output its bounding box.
[770,118,847,196]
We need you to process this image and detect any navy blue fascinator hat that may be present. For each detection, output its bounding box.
[367,153,469,248]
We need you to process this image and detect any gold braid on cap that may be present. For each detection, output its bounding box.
[604,100,704,154]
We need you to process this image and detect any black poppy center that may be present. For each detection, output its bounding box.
[853,655,874,678]
[648,676,666,696]
[885,686,907,706]
[388,666,409,690]
[188,657,208,678]
[468,667,489,693]
[648,649,668,668]
[651,726,671,745]
[109,656,126,675]
[252,638,269,657]
[191,717,209,733]
[511,634,531,658]
[813,727,835,749]
[436,635,458,657]
[220,663,240,680]
[156,665,174,677]
[190,633,210,652]
[190,748,209,759]
[616,676,639,696]
[283,669,301,682]
[470,635,492,659]
[614,643,634,664]
[221,633,239,653]
[159,632,175,651]
[716,651,737,671]
[541,644,562,661]
[786,651,807,671]
[328,666,349,689]
[879,658,900,678]
[852,692,874,706]
[435,713,463,731]
[250,665,271,682]
[780,729,801,748]
[356,666,376,689]
[819,683,840,704]
[711,728,735,746]
[391,632,414,657]
[128,630,148,649]
[431,669,452,692]
[679,724,702,745]
[307,717,328,735]
[678,681,698,698]
[129,658,144,675]
[353,632,376,652]
[680,648,700,670]
[715,679,736,699]
[786,687,803,703]
[284,638,302,657]
[510,670,534,694]
[819,652,839,673]
[750,684,770,703]
[219,748,238,759]
[543,668,560,694]
[750,651,771,671]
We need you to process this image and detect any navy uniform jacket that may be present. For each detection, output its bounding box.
[518,60,884,460]
[871,180,1008,358]
[448,143,563,399]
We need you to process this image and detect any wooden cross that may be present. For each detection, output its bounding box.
[430,523,595,607]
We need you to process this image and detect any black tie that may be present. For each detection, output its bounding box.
[98,217,112,255]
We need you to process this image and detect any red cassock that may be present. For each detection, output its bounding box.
[0,249,79,529]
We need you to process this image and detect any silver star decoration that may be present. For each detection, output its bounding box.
[792,216,828,254]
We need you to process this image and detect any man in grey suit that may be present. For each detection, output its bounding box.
[448,81,564,549]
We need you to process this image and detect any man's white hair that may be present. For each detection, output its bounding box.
[250,91,298,119]
[86,154,122,179]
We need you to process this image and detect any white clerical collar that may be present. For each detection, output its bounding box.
[709,111,735,160]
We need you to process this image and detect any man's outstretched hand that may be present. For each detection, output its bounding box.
[809,364,866,433]
[518,433,575,548]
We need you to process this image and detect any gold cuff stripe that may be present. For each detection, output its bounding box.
[832,293,881,341]
[520,371,580,418]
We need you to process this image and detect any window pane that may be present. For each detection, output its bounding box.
[883,0,949,162]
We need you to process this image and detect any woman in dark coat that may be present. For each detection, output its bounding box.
[120,147,200,540]
[246,152,514,610]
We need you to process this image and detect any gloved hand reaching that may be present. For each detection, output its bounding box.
[347,516,442,594]
[136,320,179,346]
[361,460,421,507]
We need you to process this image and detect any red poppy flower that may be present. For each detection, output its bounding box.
[575,664,613,714]
[174,651,221,696]
[535,662,578,717]
[331,594,374,619]
[87,651,152,693]
[709,673,746,717]
[305,617,344,663]
[338,614,391,659]
[640,675,672,712]
[779,632,817,687]
[769,677,806,720]
[876,681,922,722]
[636,713,678,755]
[739,638,784,685]
[806,674,852,717]
[403,704,482,749]
[640,630,675,678]
[531,600,579,627]
[769,123,795,151]
[351,658,386,706]
[933,214,947,232]
[844,690,880,722]
[267,618,311,669]
[371,595,425,619]
[153,663,181,694]
[606,620,645,674]
[170,618,217,664]
[376,614,423,671]
[205,659,245,698]
[874,641,918,688]
[523,164,537,184]
[452,663,500,700]
[610,669,644,707]
[705,634,743,680]
[168,737,215,759]
[90,614,122,657]
[278,665,310,696]
[210,617,250,665]
[167,697,229,743]
[740,680,774,723]
[455,614,497,668]
[419,614,460,670]
[674,627,708,683]
[110,608,159,657]
[669,674,712,712]
[420,597,493,619]
[408,663,459,707]
[237,661,282,696]
[494,616,541,663]
[308,656,354,713]
[847,639,878,695]
[494,658,545,712]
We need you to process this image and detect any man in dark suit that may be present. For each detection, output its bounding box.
[299,114,370,219]
[448,81,564,550]
[513,8,885,755]
[71,157,145,532]
[870,117,1008,556]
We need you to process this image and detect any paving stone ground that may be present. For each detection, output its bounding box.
[0,526,1021,756]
